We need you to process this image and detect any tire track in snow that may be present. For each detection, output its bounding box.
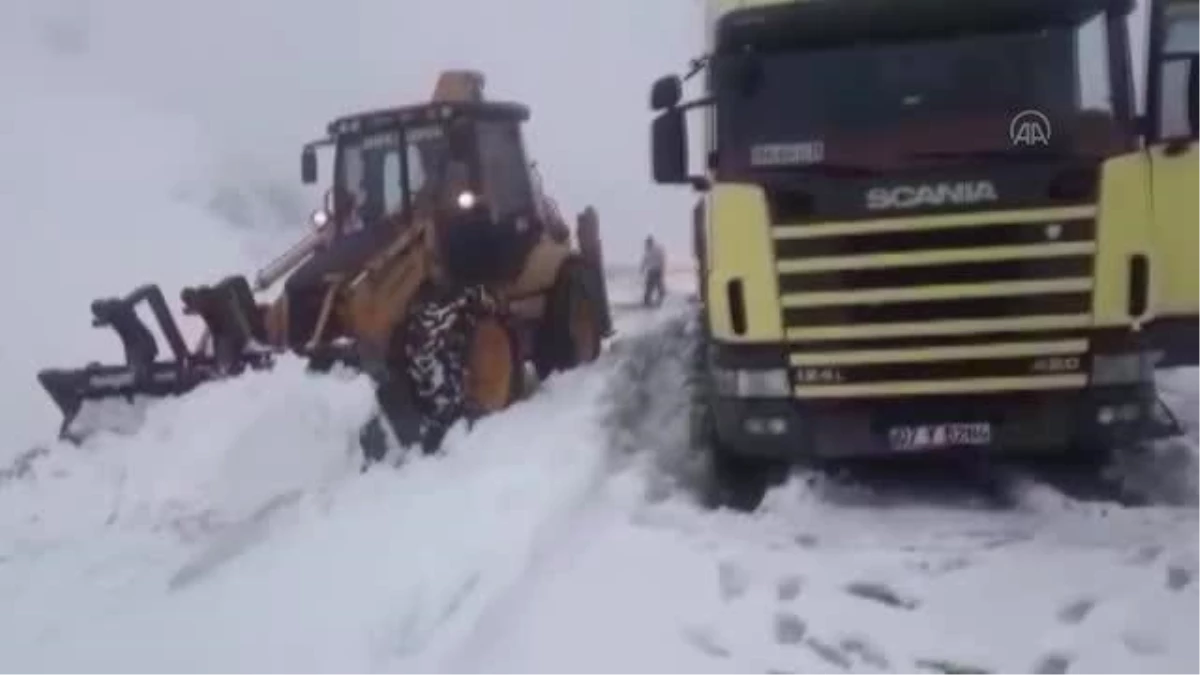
[405,300,700,672]
[437,303,699,670]
[439,304,1196,673]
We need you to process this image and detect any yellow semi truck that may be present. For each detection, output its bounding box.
[648,0,1197,508]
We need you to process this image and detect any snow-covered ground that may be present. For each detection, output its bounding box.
[2,285,1195,673]
[0,294,686,672]
[1,5,1197,673]
[452,477,1199,674]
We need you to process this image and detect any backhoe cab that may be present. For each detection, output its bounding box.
[281,86,549,353]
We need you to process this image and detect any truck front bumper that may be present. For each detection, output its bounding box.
[709,385,1169,460]
[704,334,1175,461]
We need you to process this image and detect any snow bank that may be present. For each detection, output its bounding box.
[0,356,622,672]
[0,358,375,542]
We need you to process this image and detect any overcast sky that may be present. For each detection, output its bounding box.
[4,0,1163,265]
[9,0,706,265]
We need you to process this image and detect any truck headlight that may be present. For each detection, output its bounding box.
[1091,353,1152,385]
[713,368,790,398]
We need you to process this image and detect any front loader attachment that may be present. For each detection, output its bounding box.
[37,280,275,442]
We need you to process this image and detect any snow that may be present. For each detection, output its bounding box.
[0,303,680,673]
[3,296,1194,673]
[453,319,1199,674]
[457,471,1197,674]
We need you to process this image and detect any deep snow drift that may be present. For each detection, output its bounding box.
[0,294,685,672]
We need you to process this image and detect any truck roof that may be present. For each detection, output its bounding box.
[710,0,1134,51]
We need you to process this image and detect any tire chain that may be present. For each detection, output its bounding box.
[401,285,498,450]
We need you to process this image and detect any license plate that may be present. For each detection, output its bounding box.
[887,423,992,451]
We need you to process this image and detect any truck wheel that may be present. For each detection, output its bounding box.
[688,335,786,512]
[710,447,778,513]
[693,400,777,512]
[533,258,603,380]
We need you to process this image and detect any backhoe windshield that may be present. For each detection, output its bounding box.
[714,14,1122,175]
[334,124,449,233]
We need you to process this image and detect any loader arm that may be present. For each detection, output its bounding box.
[342,214,436,373]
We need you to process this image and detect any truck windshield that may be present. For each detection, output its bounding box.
[714,15,1124,176]
[334,124,449,233]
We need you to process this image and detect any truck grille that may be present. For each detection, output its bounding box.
[771,207,1096,397]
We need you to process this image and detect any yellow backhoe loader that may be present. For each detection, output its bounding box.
[38,70,614,458]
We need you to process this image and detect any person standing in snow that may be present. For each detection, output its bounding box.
[641,235,666,308]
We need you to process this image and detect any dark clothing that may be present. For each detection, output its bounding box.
[643,268,665,307]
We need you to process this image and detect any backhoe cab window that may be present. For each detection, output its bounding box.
[714,15,1116,174]
[405,125,448,204]
[334,124,450,233]
[476,119,534,219]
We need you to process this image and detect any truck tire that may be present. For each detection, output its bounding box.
[533,257,604,380]
[687,328,785,512]
[693,398,779,512]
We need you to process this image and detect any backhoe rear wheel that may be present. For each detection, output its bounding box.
[534,258,604,380]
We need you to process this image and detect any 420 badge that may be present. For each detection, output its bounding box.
[888,422,992,451]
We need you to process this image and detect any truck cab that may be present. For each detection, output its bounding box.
[649,0,1196,508]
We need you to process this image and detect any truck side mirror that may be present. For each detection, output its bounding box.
[301,146,318,184]
[650,75,682,111]
[651,109,688,184]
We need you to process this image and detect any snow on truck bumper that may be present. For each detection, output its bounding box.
[706,340,1168,460]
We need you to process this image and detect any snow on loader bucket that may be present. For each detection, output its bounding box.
[35,69,613,458]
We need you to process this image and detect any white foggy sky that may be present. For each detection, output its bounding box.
[4,0,1164,265]
[8,0,706,265]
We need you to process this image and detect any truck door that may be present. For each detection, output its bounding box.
[1146,0,1198,367]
